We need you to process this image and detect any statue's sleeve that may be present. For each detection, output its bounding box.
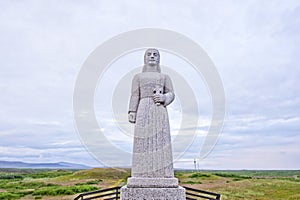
[164,74,175,106]
[128,74,140,113]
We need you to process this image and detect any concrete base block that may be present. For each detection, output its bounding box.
[120,186,186,200]
[127,177,178,188]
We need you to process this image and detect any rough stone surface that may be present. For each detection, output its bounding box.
[128,49,175,178]
[121,186,186,200]
[127,177,178,188]
[129,71,175,177]
[122,49,185,200]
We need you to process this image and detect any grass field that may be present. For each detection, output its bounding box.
[176,170,300,199]
[0,168,299,200]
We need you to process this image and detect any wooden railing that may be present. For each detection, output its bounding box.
[74,186,221,200]
[74,186,120,200]
[184,186,221,200]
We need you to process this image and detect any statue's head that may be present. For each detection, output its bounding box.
[144,48,160,66]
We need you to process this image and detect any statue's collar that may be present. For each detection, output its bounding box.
[142,65,161,73]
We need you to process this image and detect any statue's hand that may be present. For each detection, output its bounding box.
[153,94,166,104]
[128,112,136,123]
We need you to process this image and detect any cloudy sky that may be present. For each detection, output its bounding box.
[0,0,299,170]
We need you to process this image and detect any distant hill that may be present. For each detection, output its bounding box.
[0,161,90,169]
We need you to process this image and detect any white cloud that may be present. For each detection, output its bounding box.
[0,0,299,169]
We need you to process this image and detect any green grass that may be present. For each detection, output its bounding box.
[0,169,100,199]
[31,185,98,196]
[213,172,252,179]
[55,168,130,181]
[182,180,203,184]
[176,170,300,199]
[0,174,24,179]
[0,180,58,190]
[0,168,299,200]
[188,173,211,178]
[218,179,300,200]
[0,180,98,199]
[0,192,22,200]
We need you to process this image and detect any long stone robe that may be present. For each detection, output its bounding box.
[129,70,175,178]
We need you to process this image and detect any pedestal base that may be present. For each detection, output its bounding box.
[121,186,186,200]
[127,177,178,188]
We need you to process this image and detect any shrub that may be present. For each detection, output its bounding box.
[0,192,22,200]
[23,170,73,179]
[86,179,102,184]
[75,179,101,185]
[0,174,23,180]
[32,185,98,196]
[189,173,211,178]
[214,173,251,179]
[182,181,202,184]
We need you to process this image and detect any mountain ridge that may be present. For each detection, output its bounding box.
[0,160,90,169]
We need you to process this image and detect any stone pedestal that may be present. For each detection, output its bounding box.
[121,186,186,200]
[121,178,186,200]
[127,177,179,188]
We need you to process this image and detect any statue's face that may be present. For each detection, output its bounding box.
[144,49,160,65]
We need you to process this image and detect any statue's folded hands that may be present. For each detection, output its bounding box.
[153,93,166,105]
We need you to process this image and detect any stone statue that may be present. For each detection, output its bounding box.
[121,49,185,199]
[128,48,175,178]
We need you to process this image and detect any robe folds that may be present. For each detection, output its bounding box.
[129,71,175,178]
